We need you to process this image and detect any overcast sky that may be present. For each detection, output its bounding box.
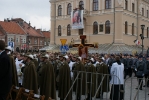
[0,0,50,31]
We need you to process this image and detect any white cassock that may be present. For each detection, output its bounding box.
[110,62,124,85]
[69,61,75,80]
[15,58,24,85]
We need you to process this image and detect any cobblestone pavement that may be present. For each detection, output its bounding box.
[56,76,149,100]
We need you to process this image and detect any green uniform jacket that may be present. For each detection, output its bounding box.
[96,63,110,92]
[23,61,38,94]
[86,64,97,96]
[73,62,86,95]
[33,59,38,70]
[58,62,71,100]
[9,55,18,86]
[39,61,56,100]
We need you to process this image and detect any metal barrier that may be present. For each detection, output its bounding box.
[64,71,122,100]
[124,77,149,100]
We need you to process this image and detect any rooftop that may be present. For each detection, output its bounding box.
[0,21,26,35]
[42,31,50,38]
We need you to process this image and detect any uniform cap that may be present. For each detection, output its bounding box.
[5,46,12,51]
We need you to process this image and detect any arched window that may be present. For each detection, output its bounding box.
[93,22,98,34]
[58,25,61,36]
[58,5,62,16]
[142,8,144,16]
[132,23,134,35]
[125,21,128,34]
[79,1,84,10]
[93,0,98,11]
[67,24,71,36]
[125,0,128,10]
[105,0,111,9]
[105,20,110,34]
[67,3,72,15]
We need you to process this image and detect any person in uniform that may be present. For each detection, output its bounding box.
[85,57,96,100]
[144,56,149,87]
[39,53,56,100]
[22,54,38,93]
[32,54,38,70]
[73,56,86,100]
[96,57,109,99]
[135,55,146,90]
[127,54,133,78]
[58,55,72,100]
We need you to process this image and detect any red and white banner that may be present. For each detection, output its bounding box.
[134,39,140,45]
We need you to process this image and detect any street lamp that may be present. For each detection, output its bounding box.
[140,25,145,54]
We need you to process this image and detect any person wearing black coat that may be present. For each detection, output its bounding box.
[0,40,12,100]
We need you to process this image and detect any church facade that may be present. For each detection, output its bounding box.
[50,0,149,49]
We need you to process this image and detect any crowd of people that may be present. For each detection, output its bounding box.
[0,40,149,100]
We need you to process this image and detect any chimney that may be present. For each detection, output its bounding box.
[37,29,41,33]
[29,21,30,26]
[28,21,31,29]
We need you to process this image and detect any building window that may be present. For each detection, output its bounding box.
[93,0,98,11]
[105,21,110,34]
[67,24,71,36]
[16,38,18,42]
[147,27,149,38]
[79,29,83,35]
[40,40,42,45]
[58,5,62,16]
[142,8,144,16]
[58,25,61,36]
[79,1,84,10]
[93,22,98,34]
[132,23,134,35]
[8,38,10,42]
[125,0,128,10]
[28,39,31,44]
[105,0,111,9]
[67,3,71,15]
[125,21,128,34]
[132,3,135,12]
[35,39,37,44]
[23,39,26,43]
[99,24,103,32]
[147,10,148,18]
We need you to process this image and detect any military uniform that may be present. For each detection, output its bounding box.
[39,60,56,100]
[136,56,146,90]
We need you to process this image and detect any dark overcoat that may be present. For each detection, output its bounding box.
[39,61,56,100]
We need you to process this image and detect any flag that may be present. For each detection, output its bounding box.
[134,39,140,45]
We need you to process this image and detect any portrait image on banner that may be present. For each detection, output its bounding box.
[71,10,84,29]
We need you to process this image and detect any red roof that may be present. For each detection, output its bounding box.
[42,31,50,38]
[22,22,43,37]
[0,21,26,35]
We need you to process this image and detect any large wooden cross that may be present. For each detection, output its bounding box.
[72,35,98,59]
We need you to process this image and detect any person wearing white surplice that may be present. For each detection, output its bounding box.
[110,56,124,100]
[15,53,24,86]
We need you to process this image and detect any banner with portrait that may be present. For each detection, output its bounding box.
[71,10,84,29]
